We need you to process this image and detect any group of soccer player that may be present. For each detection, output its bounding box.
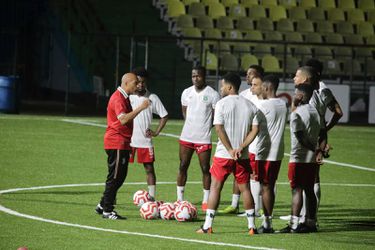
[95,58,343,235]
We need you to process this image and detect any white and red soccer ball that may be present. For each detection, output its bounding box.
[133,190,151,207]
[174,201,197,222]
[140,201,159,219]
[159,202,175,220]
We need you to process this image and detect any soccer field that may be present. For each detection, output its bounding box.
[0,115,374,250]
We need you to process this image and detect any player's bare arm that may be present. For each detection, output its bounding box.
[326,100,343,131]
[119,99,150,125]
[149,115,169,137]
[240,124,259,151]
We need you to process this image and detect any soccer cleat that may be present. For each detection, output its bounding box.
[257,226,274,234]
[290,223,311,233]
[248,227,258,235]
[279,215,291,221]
[201,202,208,212]
[218,205,239,214]
[277,225,292,233]
[95,203,103,215]
[196,226,213,234]
[102,211,126,220]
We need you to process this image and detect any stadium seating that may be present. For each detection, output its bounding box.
[296,19,314,33]
[228,4,247,19]
[264,31,283,41]
[282,56,300,73]
[217,16,234,30]
[196,16,214,29]
[279,0,297,9]
[347,9,365,24]
[236,17,254,31]
[248,5,267,20]
[305,33,323,43]
[289,6,307,20]
[325,33,344,44]
[308,7,326,21]
[188,2,206,17]
[338,0,355,10]
[318,0,336,9]
[207,2,226,19]
[324,59,342,75]
[299,0,316,9]
[269,5,287,21]
[257,17,275,31]
[277,18,294,33]
[156,0,372,76]
[253,44,273,57]
[314,46,333,60]
[221,0,239,7]
[165,0,186,19]
[327,8,345,22]
[261,55,282,72]
[285,32,303,42]
[357,22,374,38]
[316,20,335,34]
[343,59,362,76]
[204,51,218,70]
[336,21,355,35]
[240,54,259,71]
[241,0,258,8]
[358,0,375,11]
[220,53,239,70]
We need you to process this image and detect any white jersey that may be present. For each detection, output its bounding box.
[256,98,288,161]
[130,92,168,148]
[240,89,262,154]
[289,104,321,163]
[310,81,335,127]
[213,95,259,159]
[180,85,220,144]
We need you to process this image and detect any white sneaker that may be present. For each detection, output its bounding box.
[279,215,291,221]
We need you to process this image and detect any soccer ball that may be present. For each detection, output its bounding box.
[159,202,175,220]
[140,201,159,220]
[133,190,151,207]
[174,201,195,222]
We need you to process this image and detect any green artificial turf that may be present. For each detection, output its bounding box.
[0,115,374,250]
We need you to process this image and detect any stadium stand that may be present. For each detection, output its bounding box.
[154,0,374,83]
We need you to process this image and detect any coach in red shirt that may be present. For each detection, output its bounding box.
[96,73,150,220]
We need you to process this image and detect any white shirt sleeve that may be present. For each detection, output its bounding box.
[213,100,224,125]
[150,94,168,118]
[211,91,221,109]
[181,88,189,106]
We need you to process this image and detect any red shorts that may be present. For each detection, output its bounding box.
[288,162,318,189]
[249,153,258,180]
[257,160,281,185]
[210,157,251,184]
[179,140,212,154]
[129,147,155,163]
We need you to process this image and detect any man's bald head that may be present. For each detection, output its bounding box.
[120,73,138,94]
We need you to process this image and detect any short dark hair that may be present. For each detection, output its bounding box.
[192,66,206,78]
[132,67,149,78]
[295,83,313,103]
[298,66,319,90]
[249,65,265,77]
[223,72,241,92]
[263,74,279,92]
[305,58,323,75]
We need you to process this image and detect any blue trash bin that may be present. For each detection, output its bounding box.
[0,76,17,113]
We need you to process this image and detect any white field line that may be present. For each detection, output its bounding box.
[62,119,375,172]
[0,183,282,250]
[1,181,374,196]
